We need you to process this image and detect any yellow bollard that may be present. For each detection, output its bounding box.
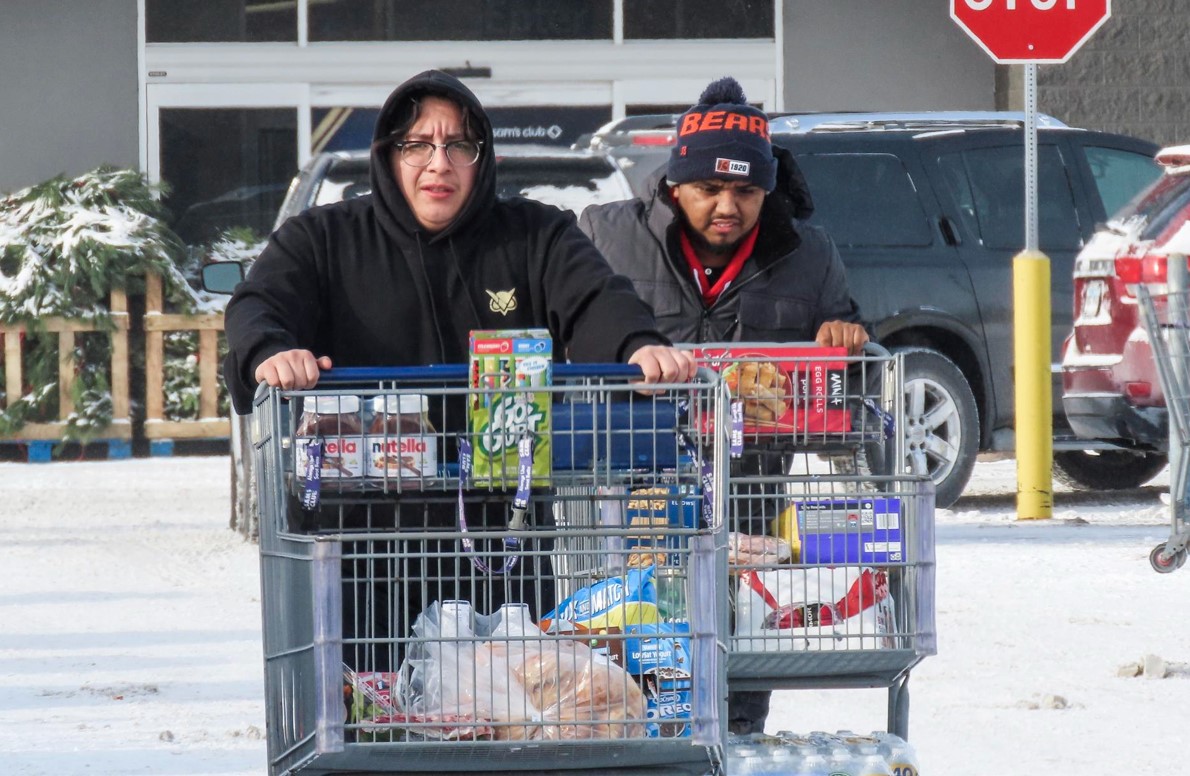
[1013,250,1054,519]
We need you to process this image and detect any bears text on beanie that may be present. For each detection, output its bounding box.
[667,76,777,192]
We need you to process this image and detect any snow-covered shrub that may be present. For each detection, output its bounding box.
[0,167,208,441]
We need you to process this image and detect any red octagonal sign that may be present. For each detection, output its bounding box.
[951,0,1111,64]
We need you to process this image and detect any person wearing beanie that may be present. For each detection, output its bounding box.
[579,76,870,735]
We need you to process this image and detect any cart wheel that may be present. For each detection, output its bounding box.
[1149,543,1186,573]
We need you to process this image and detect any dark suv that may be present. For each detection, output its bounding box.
[774,116,1161,506]
[1060,145,1190,485]
[591,112,1161,506]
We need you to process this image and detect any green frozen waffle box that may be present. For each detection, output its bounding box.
[468,329,552,487]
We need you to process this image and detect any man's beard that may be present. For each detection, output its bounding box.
[679,213,742,259]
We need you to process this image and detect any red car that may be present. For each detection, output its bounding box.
[1061,146,1190,488]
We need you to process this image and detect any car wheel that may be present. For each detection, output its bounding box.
[1053,449,1167,491]
[895,348,980,509]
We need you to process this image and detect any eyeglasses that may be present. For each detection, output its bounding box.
[392,139,483,167]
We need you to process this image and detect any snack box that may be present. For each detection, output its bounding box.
[685,344,851,436]
[794,497,904,564]
[622,623,694,739]
[468,329,552,487]
[623,485,701,567]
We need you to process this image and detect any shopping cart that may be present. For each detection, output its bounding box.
[681,343,936,740]
[1136,259,1190,573]
[250,363,730,775]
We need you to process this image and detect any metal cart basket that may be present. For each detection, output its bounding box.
[1137,260,1190,572]
[251,363,730,775]
[681,343,937,739]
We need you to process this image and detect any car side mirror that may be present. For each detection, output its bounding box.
[201,262,245,295]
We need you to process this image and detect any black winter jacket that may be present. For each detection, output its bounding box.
[223,70,667,413]
[577,149,863,345]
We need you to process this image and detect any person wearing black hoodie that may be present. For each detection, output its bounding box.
[579,77,869,736]
[224,69,693,410]
[222,70,696,677]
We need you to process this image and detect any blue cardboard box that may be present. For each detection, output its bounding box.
[552,400,679,470]
[797,497,905,564]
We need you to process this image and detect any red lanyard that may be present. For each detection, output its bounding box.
[679,225,759,307]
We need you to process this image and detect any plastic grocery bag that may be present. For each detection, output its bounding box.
[727,531,793,566]
[483,625,649,741]
[396,601,536,740]
[734,566,896,652]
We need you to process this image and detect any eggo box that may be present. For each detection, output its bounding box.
[683,344,851,435]
[468,329,552,487]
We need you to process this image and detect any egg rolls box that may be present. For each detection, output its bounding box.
[688,344,850,435]
[468,329,552,487]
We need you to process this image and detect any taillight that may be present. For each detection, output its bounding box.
[1114,255,1143,284]
[1125,382,1152,400]
[1115,252,1169,296]
[631,132,675,146]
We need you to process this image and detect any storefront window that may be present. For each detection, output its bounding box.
[159,108,297,245]
[309,0,612,41]
[146,0,295,43]
[624,0,773,39]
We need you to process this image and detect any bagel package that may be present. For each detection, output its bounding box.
[688,345,850,435]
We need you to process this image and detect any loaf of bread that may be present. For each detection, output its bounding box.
[511,642,647,740]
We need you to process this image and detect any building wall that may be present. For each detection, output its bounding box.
[783,0,995,111]
[1035,1,1190,147]
[0,0,139,194]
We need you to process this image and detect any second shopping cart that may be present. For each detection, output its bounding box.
[682,342,937,740]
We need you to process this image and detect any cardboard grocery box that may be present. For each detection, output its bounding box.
[795,497,904,564]
[468,329,552,487]
[623,486,701,567]
[687,344,850,436]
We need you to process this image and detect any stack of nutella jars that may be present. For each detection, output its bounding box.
[294,393,438,486]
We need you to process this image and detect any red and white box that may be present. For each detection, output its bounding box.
[687,344,851,435]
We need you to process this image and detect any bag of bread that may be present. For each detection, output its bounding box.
[397,601,537,740]
[508,638,648,740]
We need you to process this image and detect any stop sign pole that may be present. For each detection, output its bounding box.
[951,0,1111,520]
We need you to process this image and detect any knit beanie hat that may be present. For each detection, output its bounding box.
[668,77,777,192]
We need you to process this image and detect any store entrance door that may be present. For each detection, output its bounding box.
[145,83,310,246]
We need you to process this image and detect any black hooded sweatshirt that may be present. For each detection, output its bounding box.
[223,70,668,413]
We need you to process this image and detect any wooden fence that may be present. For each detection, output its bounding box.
[0,273,228,457]
[142,273,229,446]
[0,289,132,459]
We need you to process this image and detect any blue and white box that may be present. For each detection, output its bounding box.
[797,497,904,564]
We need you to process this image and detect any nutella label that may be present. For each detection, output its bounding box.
[296,435,363,479]
[365,434,438,479]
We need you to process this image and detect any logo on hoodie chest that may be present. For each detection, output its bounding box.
[486,288,518,315]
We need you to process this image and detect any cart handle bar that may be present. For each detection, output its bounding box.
[315,344,889,383]
[319,363,645,383]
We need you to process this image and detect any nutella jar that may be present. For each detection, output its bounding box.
[295,395,363,479]
[365,394,437,481]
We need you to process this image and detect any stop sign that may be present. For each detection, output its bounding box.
[951,0,1111,63]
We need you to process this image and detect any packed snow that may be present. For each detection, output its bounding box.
[0,455,1186,775]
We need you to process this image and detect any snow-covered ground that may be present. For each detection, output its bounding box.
[1,455,1187,775]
